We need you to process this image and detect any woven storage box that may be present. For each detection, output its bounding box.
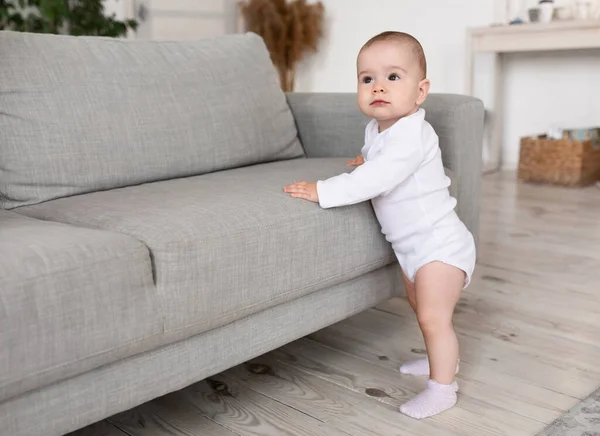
[518,135,600,187]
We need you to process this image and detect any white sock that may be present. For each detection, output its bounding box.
[399,357,459,376]
[399,379,459,419]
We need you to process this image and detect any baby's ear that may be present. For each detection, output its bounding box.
[417,78,431,105]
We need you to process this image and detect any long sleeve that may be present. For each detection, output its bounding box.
[316,138,423,209]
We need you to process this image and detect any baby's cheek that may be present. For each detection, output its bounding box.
[358,96,370,110]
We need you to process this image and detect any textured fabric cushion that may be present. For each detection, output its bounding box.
[0,211,162,401]
[17,158,396,341]
[0,31,304,209]
[0,264,400,436]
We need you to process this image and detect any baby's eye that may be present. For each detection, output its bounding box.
[362,76,373,84]
[388,73,400,81]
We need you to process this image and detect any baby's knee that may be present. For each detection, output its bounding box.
[416,308,451,332]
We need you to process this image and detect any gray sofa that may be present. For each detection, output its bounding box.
[0,30,484,436]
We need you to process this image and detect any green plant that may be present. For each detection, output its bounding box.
[0,0,137,37]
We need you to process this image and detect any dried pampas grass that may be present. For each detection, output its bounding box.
[239,0,324,92]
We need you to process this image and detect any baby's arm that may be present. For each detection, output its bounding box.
[317,140,422,208]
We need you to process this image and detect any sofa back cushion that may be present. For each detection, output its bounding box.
[0,31,304,209]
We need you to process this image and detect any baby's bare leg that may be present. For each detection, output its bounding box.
[398,265,459,376]
[399,261,464,419]
[398,268,428,375]
[400,267,417,313]
[415,261,463,384]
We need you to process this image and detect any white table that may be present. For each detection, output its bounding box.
[465,19,600,173]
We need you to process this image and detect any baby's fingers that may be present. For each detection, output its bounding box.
[283,182,306,191]
[290,192,309,199]
[347,156,363,166]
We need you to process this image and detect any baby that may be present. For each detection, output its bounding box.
[283,31,476,419]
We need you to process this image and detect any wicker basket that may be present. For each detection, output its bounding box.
[517,136,600,187]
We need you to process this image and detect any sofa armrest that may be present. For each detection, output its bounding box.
[420,94,485,245]
[285,92,484,244]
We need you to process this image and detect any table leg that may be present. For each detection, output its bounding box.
[485,52,504,174]
[465,34,474,95]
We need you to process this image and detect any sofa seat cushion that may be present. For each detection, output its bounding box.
[17,158,396,341]
[0,211,162,402]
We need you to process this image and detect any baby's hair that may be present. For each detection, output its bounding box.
[360,31,427,79]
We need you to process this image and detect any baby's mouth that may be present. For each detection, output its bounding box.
[370,100,390,106]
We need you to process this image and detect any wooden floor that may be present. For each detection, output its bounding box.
[72,172,600,436]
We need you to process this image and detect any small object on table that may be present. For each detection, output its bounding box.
[529,7,541,22]
[554,6,572,20]
[575,0,594,20]
[539,0,555,23]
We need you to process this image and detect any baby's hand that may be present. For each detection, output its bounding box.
[283,181,319,203]
[347,154,365,166]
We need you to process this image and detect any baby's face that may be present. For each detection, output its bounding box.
[357,41,429,131]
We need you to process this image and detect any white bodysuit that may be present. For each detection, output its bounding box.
[316,108,476,287]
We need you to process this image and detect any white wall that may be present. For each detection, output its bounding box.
[294,0,600,170]
[103,0,125,20]
[102,0,600,169]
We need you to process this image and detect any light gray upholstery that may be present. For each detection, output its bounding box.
[0,211,162,402]
[0,29,484,436]
[17,158,396,340]
[0,31,304,209]
[286,92,485,242]
[0,264,400,436]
